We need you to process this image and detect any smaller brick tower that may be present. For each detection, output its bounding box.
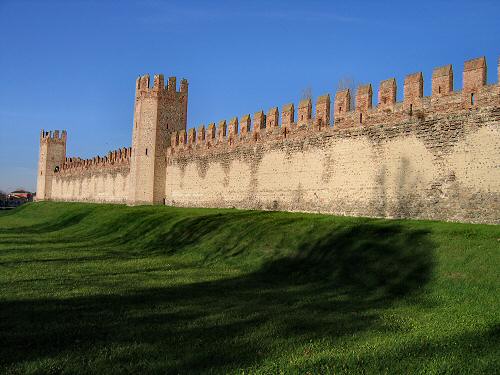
[36,130,67,200]
[128,74,188,205]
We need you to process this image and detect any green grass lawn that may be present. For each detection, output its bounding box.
[0,202,498,374]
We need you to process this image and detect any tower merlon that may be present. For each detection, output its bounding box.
[316,94,330,104]
[168,76,177,92]
[135,74,188,95]
[253,111,266,131]
[153,74,165,91]
[316,94,331,127]
[378,78,396,108]
[463,56,486,92]
[180,78,188,93]
[266,107,279,128]
[138,74,150,91]
[217,120,227,142]
[228,117,239,141]
[197,124,206,144]
[298,98,312,125]
[240,114,251,136]
[188,128,196,145]
[334,89,351,116]
[404,72,424,106]
[432,64,453,97]
[40,129,67,142]
[206,123,216,144]
[282,103,294,129]
[356,84,373,111]
[179,129,187,145]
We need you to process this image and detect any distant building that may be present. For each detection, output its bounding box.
[4,190,33,208]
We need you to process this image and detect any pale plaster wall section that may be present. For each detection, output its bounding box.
[447,125,500,192]
[51,170,130,203]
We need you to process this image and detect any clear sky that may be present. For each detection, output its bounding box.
[0,0,499,193]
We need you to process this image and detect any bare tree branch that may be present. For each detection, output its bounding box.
[301,86,313,101]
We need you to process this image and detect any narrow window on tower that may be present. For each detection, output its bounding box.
[360,113,363,124]
[438,86,441,94]
[471,93,475,105]
[409,104,413,116]
[145,148,148,156]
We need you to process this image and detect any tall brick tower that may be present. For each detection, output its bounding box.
[128,74,188,205]
[36,130,67,200]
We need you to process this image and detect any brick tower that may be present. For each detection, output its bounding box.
[36,130,67,200]
[127,74,188,205]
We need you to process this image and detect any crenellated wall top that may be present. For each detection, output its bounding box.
[167,56,500,159]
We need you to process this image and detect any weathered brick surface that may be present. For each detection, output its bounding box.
[166,105,499,223]
[37,56,500,223]
[51,148,131,203]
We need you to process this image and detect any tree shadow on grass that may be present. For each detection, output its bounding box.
[0,221,438,373]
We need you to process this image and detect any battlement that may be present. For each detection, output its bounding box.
[315,94,331,128]
[378,78,396,109]
[57,146,132,175]
[334,89,350,115]
[404,72,424,108]
[167,55,500,157]
[356,84,373,112]
[40,129,67,142]
[135,74,188,97]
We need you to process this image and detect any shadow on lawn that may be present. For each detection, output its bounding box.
[1,217,437,373]
[0,209,92,235]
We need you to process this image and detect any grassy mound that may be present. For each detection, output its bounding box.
[0,202,498,374]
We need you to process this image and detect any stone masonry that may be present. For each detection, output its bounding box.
[37,56,500,223]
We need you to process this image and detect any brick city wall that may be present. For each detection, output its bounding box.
[40,56,500,223]
[50,148,132,203]
[165,57,500,224]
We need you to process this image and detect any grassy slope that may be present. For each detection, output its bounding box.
[0,202,498,374]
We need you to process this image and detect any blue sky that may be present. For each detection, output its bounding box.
[0,0,499,192]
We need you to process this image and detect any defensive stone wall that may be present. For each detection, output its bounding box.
[51,147,132,203]
[37,56,500,223]
[165,56,500,223]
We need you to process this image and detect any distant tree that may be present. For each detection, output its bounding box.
[301,86,313,101]
[336,76,356,109]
